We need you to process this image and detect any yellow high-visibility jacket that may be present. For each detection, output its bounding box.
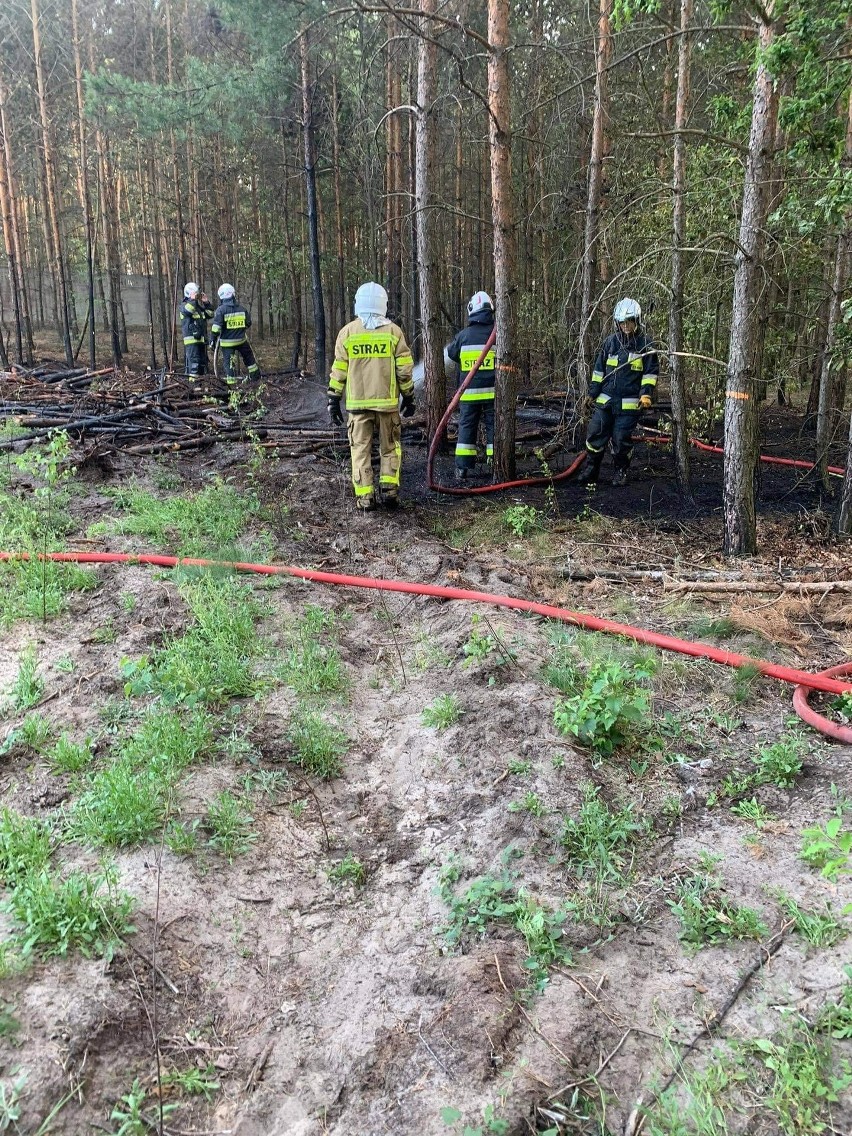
[328,318,414,412]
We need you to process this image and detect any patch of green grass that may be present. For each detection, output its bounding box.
[164,819,201,857]
[69,756,170,848]
[121,706,214,776]
[731,662,763,705]
[438,866,570,992]
[276,605,348,696]
[6,645,44,712]
[205,791,256,860]
[18,712,53,752]
[5,864,134,959]
[0,1072,27,1131]
[669,862,767,949]
[508,791,546,817]
[689,615,738,640]
[47,733,94,774]
[287,708,347,780]
[553,658,654,757]
[643,1042,736,1135]
[775,893,849,948]
[799,816,852,880]
[161,1063,219,1101]
[240,769,289,798]
[92,478,266,558]
[818,965,852,1039]
[0,809,53,887]
[750,1020,852,1136]
[723,732,810,797]
[503,504,541,537]
[421,694,463,730]
[328,852,367,887]
[0,1001,21,1040]
[121,576,266,706]
[561,784,642,881]
[730,797,773,826]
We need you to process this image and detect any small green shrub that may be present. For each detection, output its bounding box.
[5,864,134,959]
[328,853,367,887]
[503,504,540,537]
[750,1021,852,1136]
[669,863,767,948]
[205,791,256,860]
[421,694,463,730]
[164,819,201,857]
[799,817,852,880]
[561,785,642,881]
[287,709,347,780]
[47,733,93,774]
[553,659,652,757]
[508,791,546,817]
[723,732,809,797]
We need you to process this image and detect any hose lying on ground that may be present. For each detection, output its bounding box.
[2,549,850,741]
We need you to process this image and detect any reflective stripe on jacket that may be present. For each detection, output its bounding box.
[180,298,215,345]
[328,318,414,411]
[211,298,252,347]
[447,310,496,402]
[589,330,658,410]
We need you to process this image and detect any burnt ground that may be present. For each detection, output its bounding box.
[1,367,851,1136]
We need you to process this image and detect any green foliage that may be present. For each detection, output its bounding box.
[287,708,347,780]
[561,785,642,881]
[831,691,852,723]
[276,605,347,696]
[775,893,849,948]
[0,1072,27,1131]
[462,614,499,666]
[723,732,809,797]
[553,659,652,757]
[799,816,852,880]
[502,504,540,537]
[670,863,767,948]
[438,869,569,990]
[161,1064,220,1101]
[328,852,367,887]
[204,791,256,860]
[6,645,44,711]
[730,798,772,826]
[643,1044,734,1136]
[121,576,265,705]
[47,733,94,774]
[69,757,169,848]
[108,1078,176,1136]
[818,966,852,1040]
[5,864,134,959]
[164,819,201,857]
[18,712,53,752]
[0,809,53,887]
[750,1021,852,1136]
[94,478,266,558]
[508,791,546,817]
[421,694,463,730]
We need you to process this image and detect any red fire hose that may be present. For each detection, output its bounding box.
[3,549,850,740]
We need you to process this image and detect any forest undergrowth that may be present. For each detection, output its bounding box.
[0,430,849,1136]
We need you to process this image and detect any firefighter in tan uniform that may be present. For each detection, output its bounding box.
[327,282,415,511]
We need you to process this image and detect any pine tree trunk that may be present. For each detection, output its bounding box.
[300,31,327,381]
[578,0,612,385]
[669,0,694,498]
[71,0,96,369]
[30,0,73,364]
[0,71,25,365]
[723,9,779,556]
[331,73,347,330]
[415,0,444,440]
[488,0,519,482]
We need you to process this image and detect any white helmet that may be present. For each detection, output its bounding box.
[613,297,641,325]
[354,281,388,319]
[184,282,199,299]
[467,290,493,317]
[218,283,235,301]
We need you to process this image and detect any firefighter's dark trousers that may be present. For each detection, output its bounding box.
[348,410,402,500]
[585,405,639,470]
[184,341,209,377]
[221,341,259,379]
[455,399,495,470]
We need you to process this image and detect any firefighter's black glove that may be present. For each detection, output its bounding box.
[327,395,344,425]
[401,394,416,418]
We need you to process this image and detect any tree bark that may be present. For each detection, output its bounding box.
[300,31,327,381]
[578,0,613,385]
[0,71,25,365]
[669,0,694,499]
[71,0,96,370]
[415,0,444,440]
[30,0,73,363]
[722,8,779,557]
[488,0,519,481]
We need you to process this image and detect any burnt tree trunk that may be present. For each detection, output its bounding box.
[300,32,327,380]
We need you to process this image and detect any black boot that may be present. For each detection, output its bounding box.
[576,454,603,486]
[612,467,628,487]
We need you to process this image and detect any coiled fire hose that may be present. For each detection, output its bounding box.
[2,550,850,742]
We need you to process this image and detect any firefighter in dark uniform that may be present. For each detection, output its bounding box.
[180,282,215,376]
[210,284,260,380]
[447,290,496,481]
[577,297,658,487]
